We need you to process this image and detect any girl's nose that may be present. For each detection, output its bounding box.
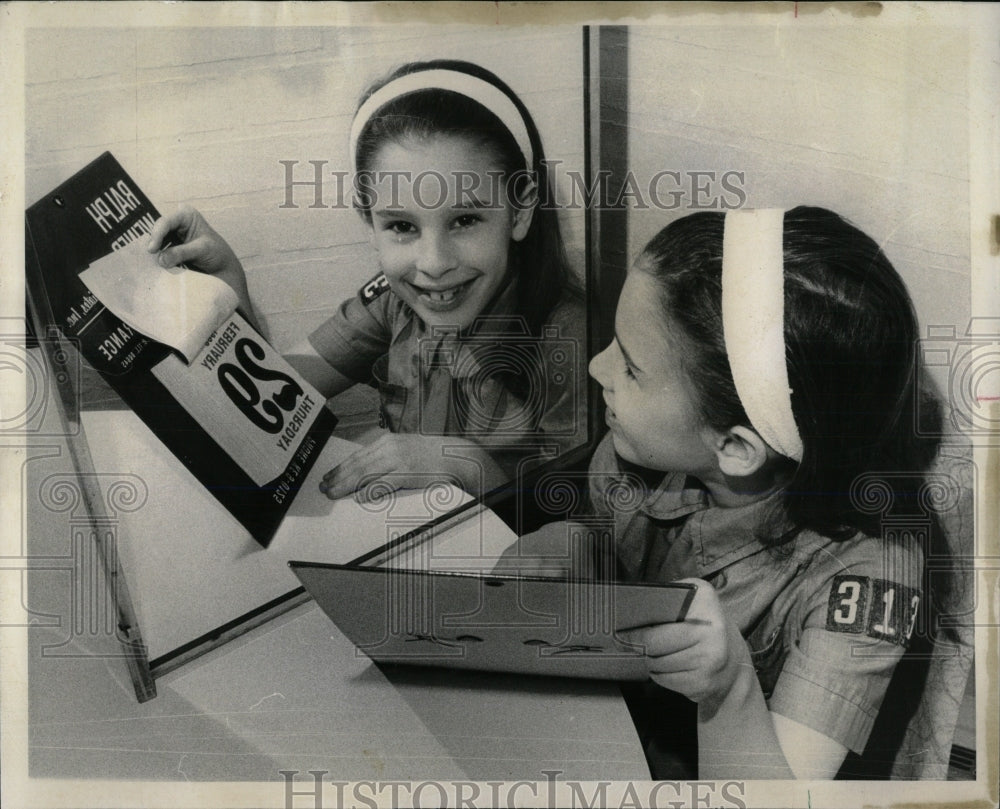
[415,232,456,277]
[589,344,612,389]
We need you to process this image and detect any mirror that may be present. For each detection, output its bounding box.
[23,26,593,671]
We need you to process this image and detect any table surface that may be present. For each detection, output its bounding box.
[27,600,650,782]
[21,390,650,783]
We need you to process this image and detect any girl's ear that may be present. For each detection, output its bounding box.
[713,425,770,478]
[510,180,538,242]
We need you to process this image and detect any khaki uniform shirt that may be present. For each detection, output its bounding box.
[308,274,586,475]
[587,434,923,754]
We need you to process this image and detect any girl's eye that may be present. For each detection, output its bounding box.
[614,340,637,381]
[385,221,416,235]
[452,214,481,229]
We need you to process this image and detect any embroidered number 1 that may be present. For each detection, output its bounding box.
[867,579,920,644]
[873,587,897,636]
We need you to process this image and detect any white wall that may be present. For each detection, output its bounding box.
[27,21,972,392]
[627,23,970,394]
[26,26,586,353]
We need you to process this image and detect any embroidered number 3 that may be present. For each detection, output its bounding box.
[826,575,869,634]
[833,578,864,625]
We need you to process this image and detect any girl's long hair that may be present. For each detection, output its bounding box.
[639,208,954,621]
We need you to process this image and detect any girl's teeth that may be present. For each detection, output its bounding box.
[427,288,458,302]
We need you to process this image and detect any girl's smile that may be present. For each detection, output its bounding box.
[366,135,533,329]
[405,277,476,310]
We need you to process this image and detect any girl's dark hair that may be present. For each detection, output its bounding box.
[352,59,578,339]
[639,207,944,547]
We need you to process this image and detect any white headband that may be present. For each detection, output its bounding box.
[348,69,534,171]
[721,209,803,462]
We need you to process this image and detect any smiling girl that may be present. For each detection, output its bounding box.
[148,60,584,499]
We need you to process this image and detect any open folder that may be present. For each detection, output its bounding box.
[289,563,697,681]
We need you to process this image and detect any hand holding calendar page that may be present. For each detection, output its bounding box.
[25,152,337,545]
[79,238,239,365]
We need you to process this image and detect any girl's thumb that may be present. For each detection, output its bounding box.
[155,246,180,269]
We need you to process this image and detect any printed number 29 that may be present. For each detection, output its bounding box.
[218,338,303,434]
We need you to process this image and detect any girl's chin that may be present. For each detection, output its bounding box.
[609,431,640,463]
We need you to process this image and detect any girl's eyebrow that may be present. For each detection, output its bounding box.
[453,198,497,209]
[615,330,642,373]
[371,208,410,218]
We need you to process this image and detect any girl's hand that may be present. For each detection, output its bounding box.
[621,578,748,710]
[493,521,583,578]
[147,205,242,278]
[493,521,615,580]
[318,434,505,502]
[146,205,255,323]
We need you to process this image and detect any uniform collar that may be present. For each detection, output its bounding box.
[639,467,789,574]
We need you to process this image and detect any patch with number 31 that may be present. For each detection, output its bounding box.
[359,273,391,305]
[825,574,921,646]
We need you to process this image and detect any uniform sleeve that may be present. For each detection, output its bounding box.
[307,275,394,382]
[768,535,925,754]
[471,297,589,477]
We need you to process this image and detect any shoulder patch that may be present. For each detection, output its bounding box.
[825,573,921,647]
[359,273,390,305]
[825,574,870,635]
